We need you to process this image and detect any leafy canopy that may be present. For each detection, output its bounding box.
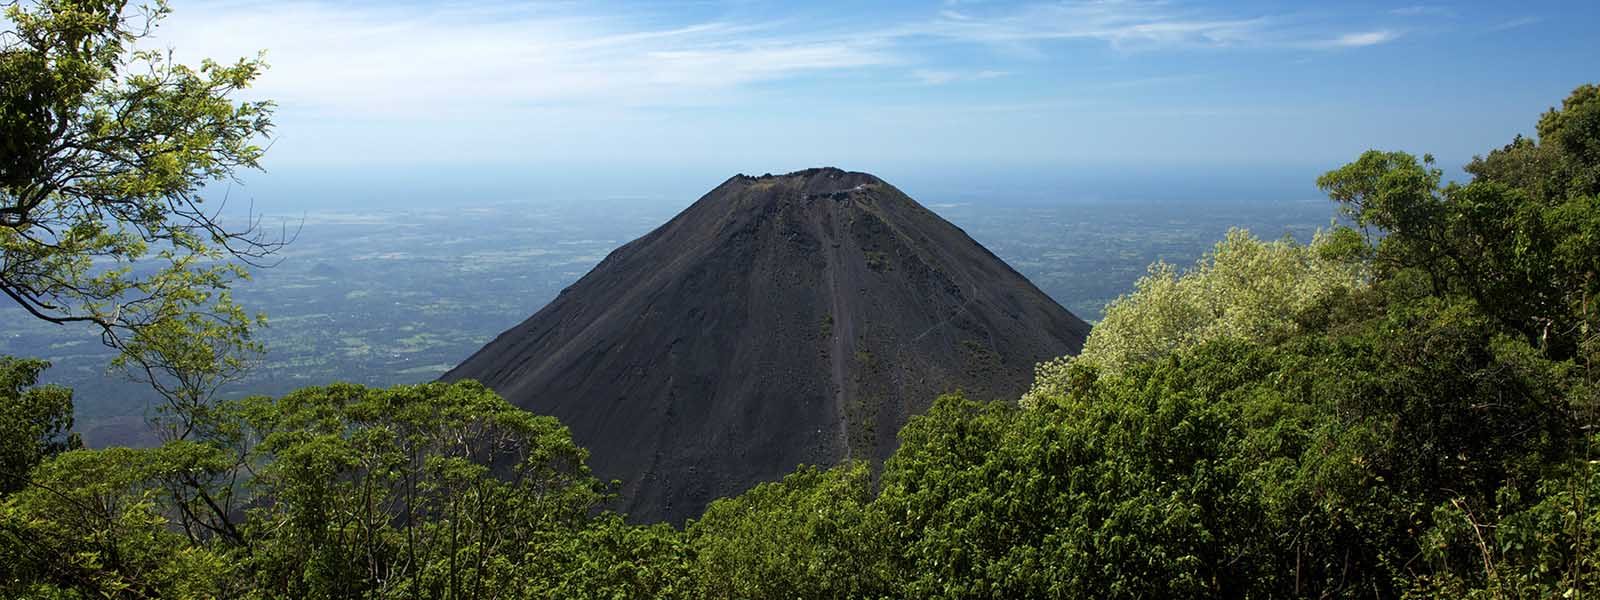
[0,0,280,417]
[1024,226,1367,407]
[0,356,79,494]
[0,380,693,599]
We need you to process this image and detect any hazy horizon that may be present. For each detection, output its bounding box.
[129,0,1594,210]
[228,162,1340,215]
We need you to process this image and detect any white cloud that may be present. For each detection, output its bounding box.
[101,0,1427,170]
[917,3,1269,50]
[1488,16,1542,32]
[913,68,1009,85]
[1325,30,1401,48]
[150,2,897,118]
[910,2,1413,52]
[136,0,1417,124]
[1389,5,1455,17]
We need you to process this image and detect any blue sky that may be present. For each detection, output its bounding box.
[147,0,1598,204]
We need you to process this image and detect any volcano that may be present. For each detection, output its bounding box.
[443,168,1089,523]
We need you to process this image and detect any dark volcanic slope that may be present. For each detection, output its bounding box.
[443,168,1090,523]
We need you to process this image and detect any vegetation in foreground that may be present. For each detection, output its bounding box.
[0,82,1594,598]
[3,1,1599,598]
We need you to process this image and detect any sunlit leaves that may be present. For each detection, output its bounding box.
[1,0,277,418]
[1023,227,1369,409]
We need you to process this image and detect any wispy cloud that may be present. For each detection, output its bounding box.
[913,69,1009,85]
[918,3,1269,50]
[154,2,896,117]
[905,1,1412,53]
[1323,30,1402,48]
[1488,16,1542,32]
[1389,5,1456,18]
[145,0,1409,123]
[1096,73,1213,89]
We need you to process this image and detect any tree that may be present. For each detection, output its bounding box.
[0,356,79,494]
[687,461,891,599]
[0,380,681,599]
[1317,86,1600,365]
[1,0,280,418]
[233,381,613,598]
[0,444,240,599]
[1023,226,1369,407]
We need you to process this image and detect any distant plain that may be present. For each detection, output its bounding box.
[0,194,1332,446]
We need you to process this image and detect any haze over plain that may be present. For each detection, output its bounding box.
[133,0,1598,209]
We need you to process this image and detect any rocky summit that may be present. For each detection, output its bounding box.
[443,167,1090,523]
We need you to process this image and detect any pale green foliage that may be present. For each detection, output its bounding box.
[1,0,277,418]
[1086,227,1368,370]
[1024,228,1367,409]
[1019,355,1077,411]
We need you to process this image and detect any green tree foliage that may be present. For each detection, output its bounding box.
[236,381,620,598]
[0,381,689,599]
[1024,227,1368,407]
[531,515,690,599]
[687,461,890,599]
[0,444,239,599]
[0,0,278,416]
[1412,438,1600,598]
[956,313,1572,598]
[1318,112,1600,367]
[0,356,80,493]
